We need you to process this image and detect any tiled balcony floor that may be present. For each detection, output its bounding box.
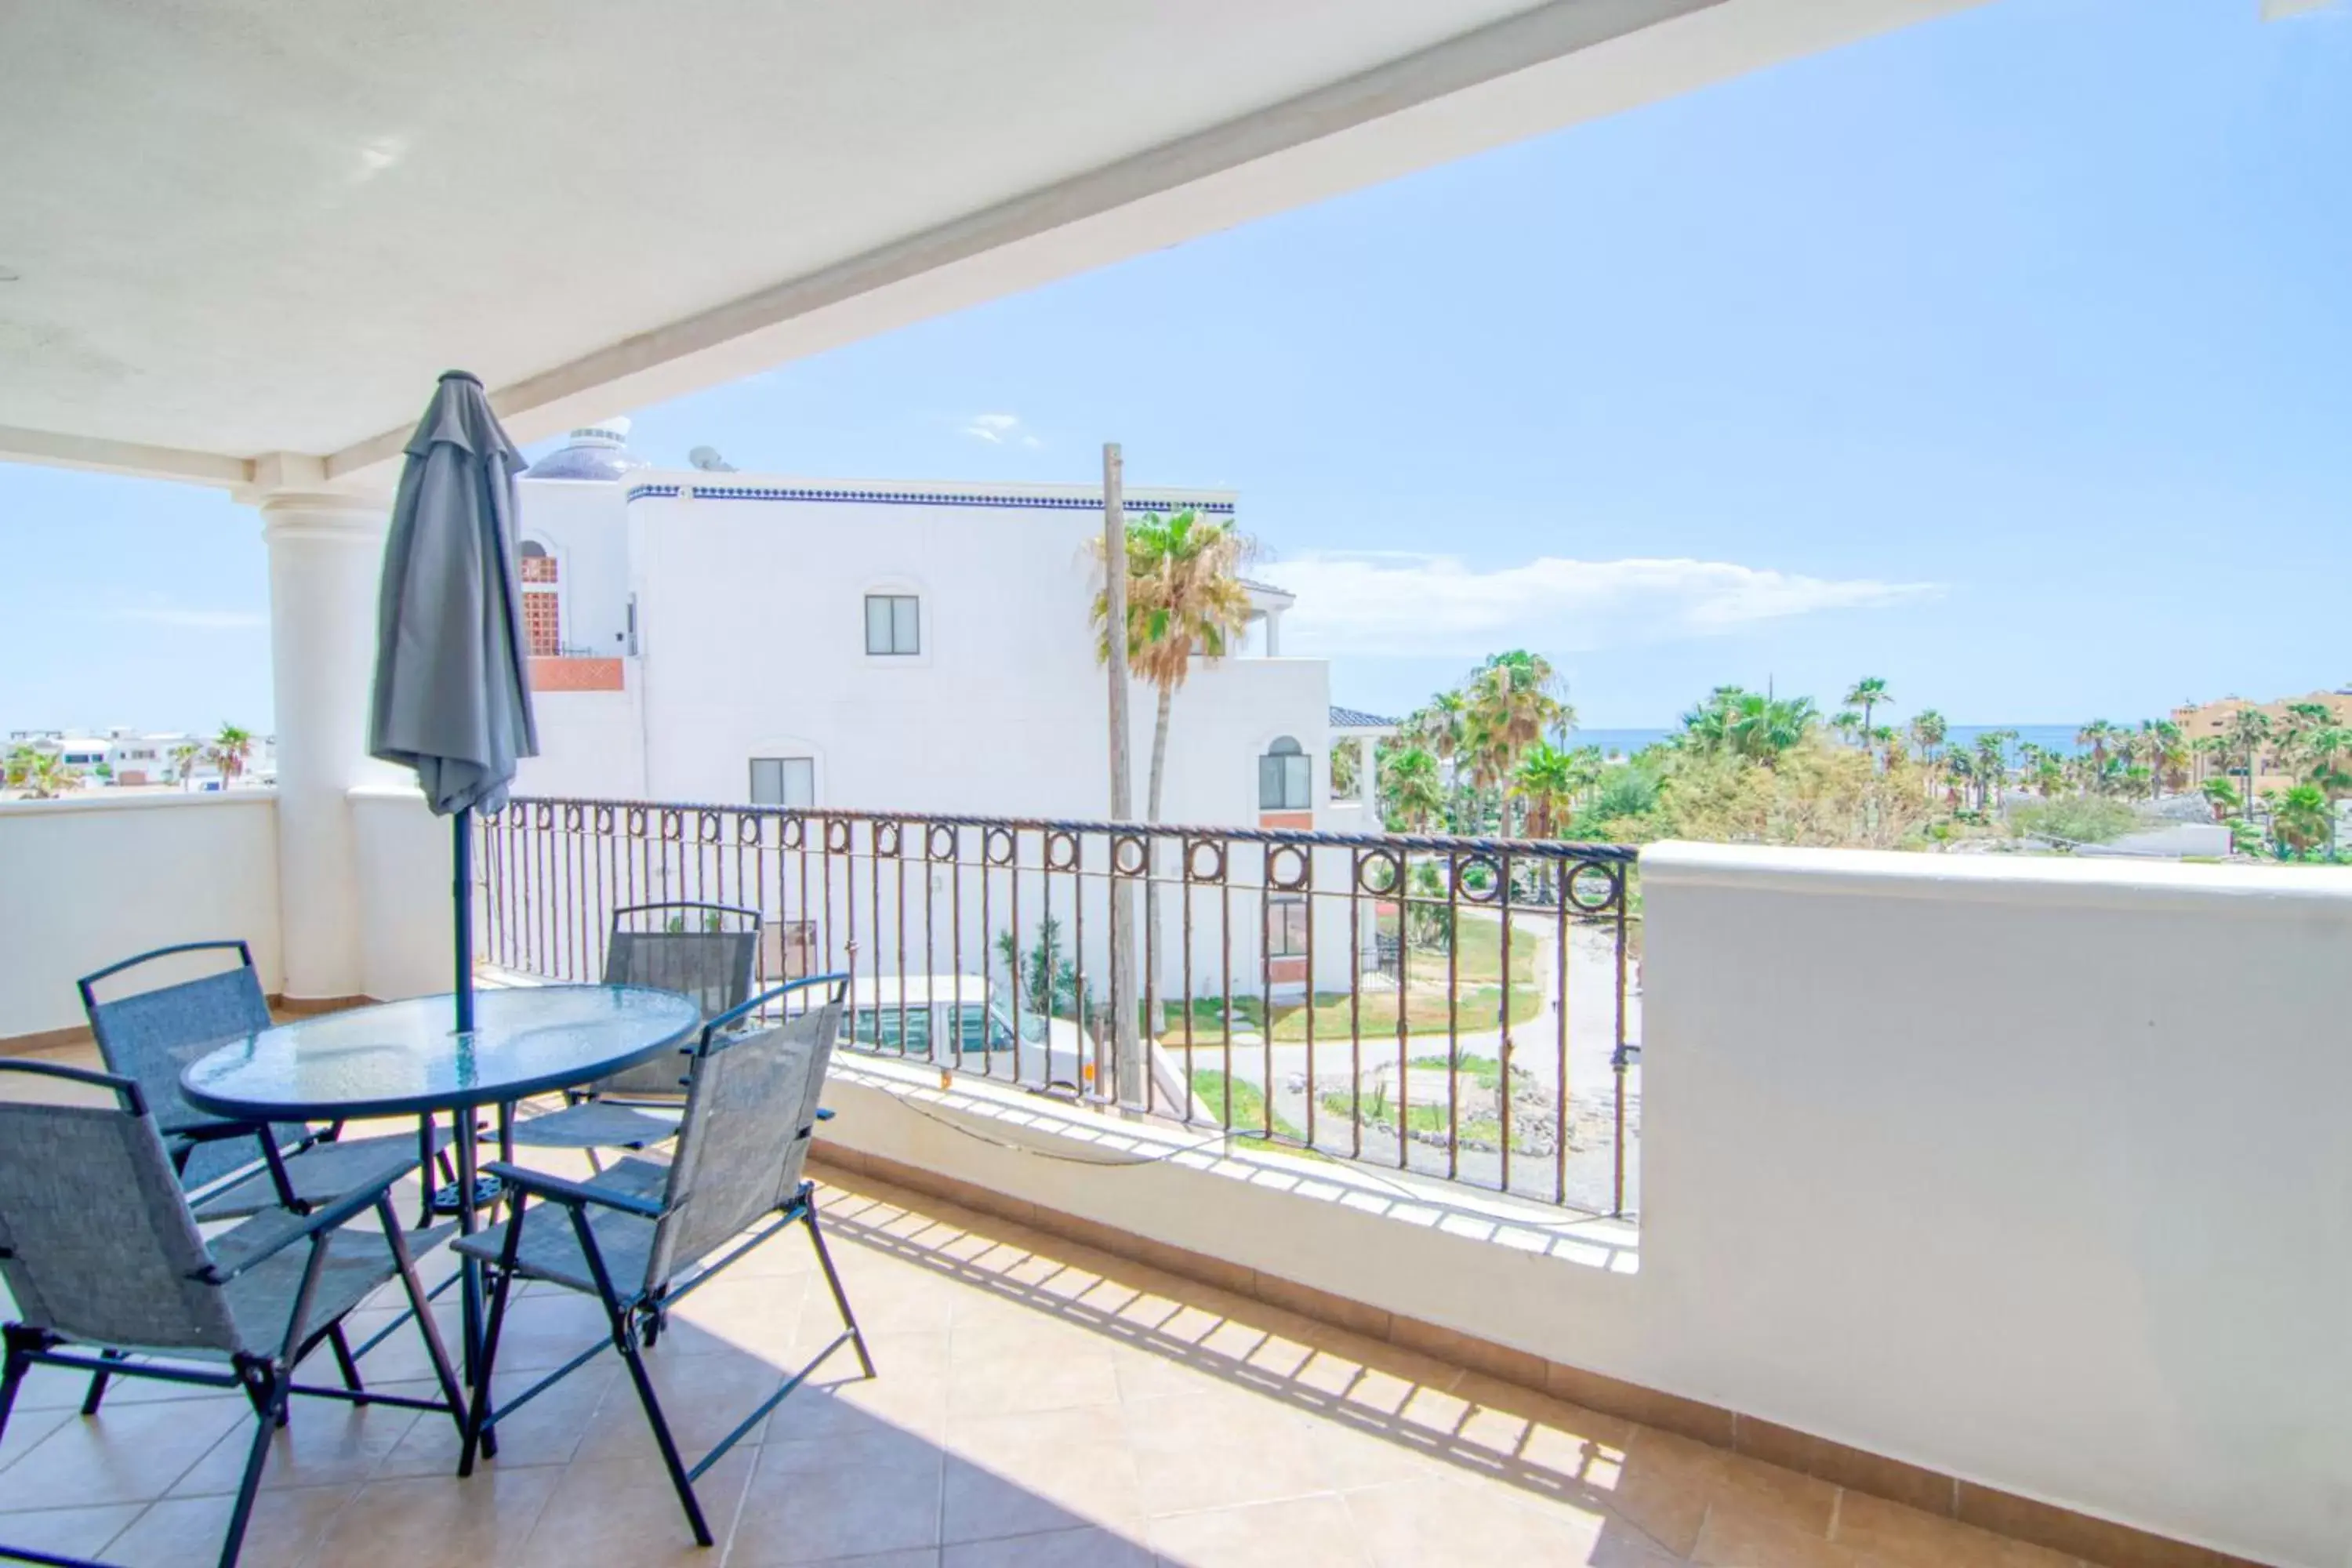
[0,1095,2088,1566]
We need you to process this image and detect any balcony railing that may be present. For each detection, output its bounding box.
[477,797,1641,1214]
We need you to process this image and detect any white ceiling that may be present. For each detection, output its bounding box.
[0,0,1978,489]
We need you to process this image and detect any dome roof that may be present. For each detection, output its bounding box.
[525,416,646,481]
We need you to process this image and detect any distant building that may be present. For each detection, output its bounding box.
[2171,688,2352,797]
[510,420,1392,996]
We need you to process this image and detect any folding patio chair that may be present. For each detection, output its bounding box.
[504,901,761,1157]
[0,1060,464,1568]
[456,975,867,1546]
[78,941,452,1221]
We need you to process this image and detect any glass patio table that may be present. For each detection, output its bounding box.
[180,984,703,1405]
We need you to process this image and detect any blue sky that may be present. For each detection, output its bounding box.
[2,0,2344,735]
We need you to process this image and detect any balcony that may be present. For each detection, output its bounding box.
[2,789,2338,1567]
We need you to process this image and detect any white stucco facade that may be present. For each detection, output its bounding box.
[513,454,1348,832]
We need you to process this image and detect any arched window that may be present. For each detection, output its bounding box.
[519,539,561,657]
[1258,735,1310,811]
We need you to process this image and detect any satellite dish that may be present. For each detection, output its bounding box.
[688,445,737,472]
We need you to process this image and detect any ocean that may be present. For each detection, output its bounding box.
[1570,724,2090,760]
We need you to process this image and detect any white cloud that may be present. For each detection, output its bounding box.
[111,606,267,631]
[1272,552,1940,657]
[961,412,1022,445]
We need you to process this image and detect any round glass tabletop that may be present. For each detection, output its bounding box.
[180,985,704,1122]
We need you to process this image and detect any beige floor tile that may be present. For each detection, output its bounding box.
[1125,1389,1341,1517]
[306,1465,560,1567]
[1341,1474,1610,1567]
[169,1388,425,1495]
[1690,1500,1864,1567]
[568,1345,804,1465]
[940,1403,1145,1544]
[664,1271,816,1360]
[371,1366,612,1476]
[1150,1494,1376,1568]
[946,1341,1122,1418]
[105,1482,358,1568]
[1831,1490,2082,1568]
[731,1440,945,1565]
[1596,1425,1729,1557]
[510,1449,756,1567]
[0,1404,72,1475]
[0,1396,249,1510]
[0,1502,147,1562]
[946,1523,1154,1566]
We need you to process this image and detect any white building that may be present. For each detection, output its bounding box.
[510,422,1395,996]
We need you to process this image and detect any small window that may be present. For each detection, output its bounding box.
[1270,896,1308,957]
[519,539,561,657]
[750,757,815,808]
[865,593,920,655]
[1258,735,1311,811]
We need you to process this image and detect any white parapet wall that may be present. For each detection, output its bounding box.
[347,784,459,1005]
[1642,843,2349,1567]
[819,840,2351,1567]
[0,793,284,1042]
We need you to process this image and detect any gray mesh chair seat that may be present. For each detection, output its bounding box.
[0,1061,465,1568]
[79,942,452,1222]
[456,975,866,1548]
[506,902,760,1154]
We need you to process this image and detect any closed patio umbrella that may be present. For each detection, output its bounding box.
[368,370,538,1033]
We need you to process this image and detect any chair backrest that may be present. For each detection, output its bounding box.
[642,975,847,1291]
[0,1062,239,1355]
[594,903,762,1096]
[77,942,303,1189]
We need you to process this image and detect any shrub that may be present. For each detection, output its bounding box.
[2008,796,2140,845]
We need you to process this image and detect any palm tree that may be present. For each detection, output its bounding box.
[2140,720,2187,800]
[211,724,255,784]
[1909,709,1947,763]
[169,741,204,788]
[2200,776,2241,822]
[1381,746,1445,832]
[13,750,77,800]
[1093,510,1253,826]
[1972,730,2016,814]
[1830,710,1864,747]
[2076,720,2117,770]
[1461,651,1567,822]
[2223,709,2272,800]
[1680,687,1817,768]
[1509,742,1582,838]
[2271,784,2332,860]
[1410,691,1469,768]
[1842,677,1892,764]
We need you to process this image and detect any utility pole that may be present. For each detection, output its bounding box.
[1103,443,1142,1104]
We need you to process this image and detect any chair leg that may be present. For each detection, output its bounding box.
[218,1361,286,1568]
[80,1347,125,1416]
[325,1324,367,1403]
[803,1192,875,1379]
[458,1259,517,1476]
[0,1327,44,1441]
[379,1196,466,1446]
[611,1312,712,1547]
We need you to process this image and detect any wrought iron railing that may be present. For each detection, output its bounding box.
[476,797,1642,1215]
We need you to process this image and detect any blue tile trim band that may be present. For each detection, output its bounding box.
[625,482,1232,515]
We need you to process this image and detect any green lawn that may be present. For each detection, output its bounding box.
[1189,1069,1304,1141]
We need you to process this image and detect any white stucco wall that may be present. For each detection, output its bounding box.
[0,793,282,1040]
[348,785,459,1006]
[516,477,633,655]
[819,844,2352,1568]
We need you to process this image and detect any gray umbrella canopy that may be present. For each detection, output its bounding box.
[368,372,539,815]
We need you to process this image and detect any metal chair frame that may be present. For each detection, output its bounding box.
[457,975,869,1547]
[0,1061,466,1568]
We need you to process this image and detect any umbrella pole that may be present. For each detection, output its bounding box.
[453,808,475,1035]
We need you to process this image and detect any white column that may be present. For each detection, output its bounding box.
[1359,735,1379,815]
[257,486,393,1002]
[1262,606,1283,657]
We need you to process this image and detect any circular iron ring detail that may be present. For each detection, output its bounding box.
[1354,849,1403,897]
[1565,861,1624,915]
[779,815,805,850]
[1453,853,1503,903]
[983,828,1018,868]
[1110,834,1149,877]
[873,821,903,858]
[1185,839,1228,884]
[926,825,960,862]
[1266,845,1311,892]
[625,808,650,839]
[1044,830,1080,873]
[825,819,854,855]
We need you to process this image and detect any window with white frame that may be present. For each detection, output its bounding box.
[749,757,815,808]
[864,593,920,656]
[1269,895,1308,957]
[1258,735,1311,811]
[519,539,561,656]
